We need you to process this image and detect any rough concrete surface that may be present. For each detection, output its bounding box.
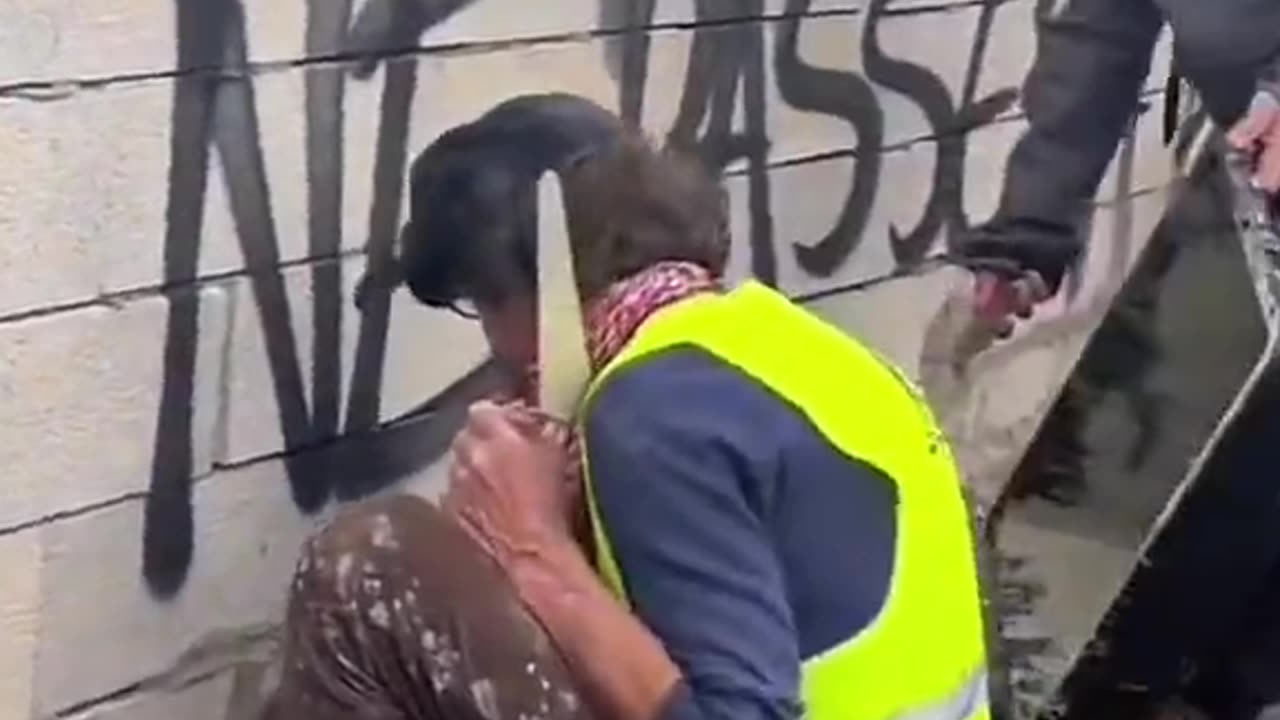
[0,1,1176,717]
[993,166,1271,716]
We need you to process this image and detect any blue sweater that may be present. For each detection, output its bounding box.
[583,348,900,720]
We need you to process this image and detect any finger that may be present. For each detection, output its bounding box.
[1228,96,1279,149]
[967,270,1008,317]
[463,400,502,439]
[1024,271,1050,304]
[445,465,492,539]
[457,507,501,561]
[1255,129,1280,193]
[440,484,463,520]
[442,478,474,531]
[465,400,525,443]
[1229,112,1270,149]
[1013,277,1048,319]
[501,404,549,438]
[520,410,570,444]
[446,458,475,503]
[1007,280,1034,319]
[451,436,490,482]
[449,429,471,470]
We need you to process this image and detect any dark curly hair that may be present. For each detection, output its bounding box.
[394,93,729,311]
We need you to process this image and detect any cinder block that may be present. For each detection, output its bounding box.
[32,458,323,713]
[649,3,1036,173]
[973,0,1038,108]
[0,7,1062,318]
[0,0,601,86]
[860,1,1024,138]
[65,674,235,720]
[802,265,964,379]
[962,107,1172,228]
[722,121,1034,300]
[0,77,176,316]
[972,5,1174,119]
[960,117,1027,225]
[0,3,1194,720]
[724,139,940,296]
[797,186,1168,503]
[220,255,487,465]
[31,435,456,714]
[0,531,40,720]
[0,286,227,532]
[0,28,597,315]
[0,0,882,87]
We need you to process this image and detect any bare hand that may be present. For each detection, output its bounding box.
[972,269,1050,339]
[443,401,574,570]
[1227,91,1280,194]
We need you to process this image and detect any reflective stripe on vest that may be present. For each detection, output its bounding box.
[580,280,989,720]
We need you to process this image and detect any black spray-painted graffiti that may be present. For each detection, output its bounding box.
[143,0,483,597]
[611,0,1019,283]
[142,0,1023,597]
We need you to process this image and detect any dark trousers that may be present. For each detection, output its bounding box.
[263,495,596,720]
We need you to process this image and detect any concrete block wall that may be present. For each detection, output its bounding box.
[0,1,1174,717]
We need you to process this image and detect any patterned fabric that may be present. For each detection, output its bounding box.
[504,260,721,551]
[269,495,596,720]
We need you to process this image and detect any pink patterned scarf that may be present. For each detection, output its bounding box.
[505,260,720,552]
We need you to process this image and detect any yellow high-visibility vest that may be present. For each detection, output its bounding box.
[580,280,990,720]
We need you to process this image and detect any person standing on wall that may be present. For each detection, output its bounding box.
[962,1,1280,718]
[959,0,1280,505]
[264,93,993,720]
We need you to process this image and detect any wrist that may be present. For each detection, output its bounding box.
[509,537,683,720]
[509,535,598,613]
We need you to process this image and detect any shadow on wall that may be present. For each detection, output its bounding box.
[142,0,1023,599]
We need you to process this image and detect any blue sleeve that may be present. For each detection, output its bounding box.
[585,351,804,720]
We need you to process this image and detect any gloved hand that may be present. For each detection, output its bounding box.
[1227,74,1280,194]
[954,222,1071,341]
[969,268,1051,340]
